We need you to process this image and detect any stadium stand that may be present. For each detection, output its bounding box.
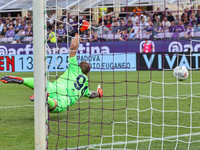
[1,5,200,44]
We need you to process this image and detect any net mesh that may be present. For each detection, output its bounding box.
[45,0,200,149]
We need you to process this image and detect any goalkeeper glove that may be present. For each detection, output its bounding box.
[97,84,103,98]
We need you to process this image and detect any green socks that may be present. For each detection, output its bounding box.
[22,78,55,110]
[22,78,34,89]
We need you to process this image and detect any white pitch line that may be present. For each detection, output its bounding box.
[0,105,34,109]
[1,93,200,109]
[0,98,135,109]
[78,93,200,104]
[66,132,200,150]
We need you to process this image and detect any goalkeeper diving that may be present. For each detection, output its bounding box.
[1,20,103,113]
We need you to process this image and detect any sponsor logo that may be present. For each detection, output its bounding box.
[0,44,33,55]
[168,41,200,52]
[0,42,110,55]
[0,56,15,72]
[78,42,110,54]
[0,45,8,55]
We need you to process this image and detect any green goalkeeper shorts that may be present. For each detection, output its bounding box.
[47,81,71,113]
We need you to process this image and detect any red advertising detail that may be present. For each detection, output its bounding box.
[5,56,15,72]
[0,56,4,71]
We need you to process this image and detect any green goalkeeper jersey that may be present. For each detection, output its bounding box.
[55,56,91,106]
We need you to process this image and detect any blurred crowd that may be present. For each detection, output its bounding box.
[0,13,33,43]
[1,5,200,44]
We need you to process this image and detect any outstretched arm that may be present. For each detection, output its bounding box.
[69,20,90,58]
[69,33,79,58]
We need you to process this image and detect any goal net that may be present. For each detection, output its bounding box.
[43,0,200,149]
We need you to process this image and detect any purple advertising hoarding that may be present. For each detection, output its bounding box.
[0,40,200,55]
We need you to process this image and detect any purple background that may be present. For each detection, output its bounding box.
[0,40,200,55]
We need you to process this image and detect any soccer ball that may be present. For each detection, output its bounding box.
[173,66,189,81]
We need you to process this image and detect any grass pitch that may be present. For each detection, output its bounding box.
[0,71,200,150]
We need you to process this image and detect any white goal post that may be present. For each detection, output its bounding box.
[33,0,48,149]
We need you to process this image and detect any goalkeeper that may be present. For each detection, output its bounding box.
[1,20,103,113]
